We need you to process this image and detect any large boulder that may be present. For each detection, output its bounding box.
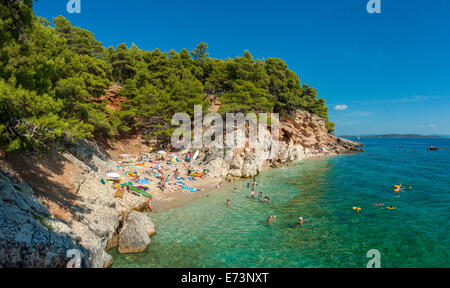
[118,211,155,254]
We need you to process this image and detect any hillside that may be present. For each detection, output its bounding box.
[1,2,335,153]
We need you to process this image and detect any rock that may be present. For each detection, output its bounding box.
[0,172,89,268]
[118,211,155,254]
[103,252,114,268]
[201,109,361,180]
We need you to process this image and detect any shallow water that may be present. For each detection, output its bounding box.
[111,138,450,268]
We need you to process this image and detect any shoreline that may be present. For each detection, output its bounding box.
[150,152,342,214]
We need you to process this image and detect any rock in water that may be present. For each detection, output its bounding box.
[118,211,155,254]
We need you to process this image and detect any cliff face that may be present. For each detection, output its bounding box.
[0,109,361,267]
[0,141,155,268]
[202,109,363,179]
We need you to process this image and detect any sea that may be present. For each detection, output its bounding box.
[111,138,450,268]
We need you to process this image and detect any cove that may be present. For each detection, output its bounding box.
[110,138,450,268]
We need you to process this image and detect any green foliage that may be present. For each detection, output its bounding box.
[53,16,103,57]
[0,0,34,48]
[0,13,335,152]
[190,42,209,61]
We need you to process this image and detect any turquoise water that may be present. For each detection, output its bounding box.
[111,139,450,268]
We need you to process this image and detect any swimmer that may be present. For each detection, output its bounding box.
[298,217,304,225]
[264,197,270,203]
[373,204,385,206]
[258,192,263,201]
[250,189,255,198]
[233,187,239,193]
[267,215,276,224]
[386,206,395,210]
[227,199,231,208]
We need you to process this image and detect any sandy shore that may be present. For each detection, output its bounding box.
[149,152,337,213]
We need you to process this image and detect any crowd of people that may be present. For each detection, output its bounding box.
[226,176,306,227]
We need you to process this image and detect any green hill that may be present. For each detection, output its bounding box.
[0,2,334,152]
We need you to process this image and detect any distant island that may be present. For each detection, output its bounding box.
[340,134,450,139]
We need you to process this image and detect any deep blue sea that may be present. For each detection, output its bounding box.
[111,138,450,268]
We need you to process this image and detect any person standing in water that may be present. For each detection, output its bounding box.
[253,177,257,189]
[267,215,276,224]
[258,192,263,201]
[298,217,304,225]
[227,199,231,208]
[250,189,255,198]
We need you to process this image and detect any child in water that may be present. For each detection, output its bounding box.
[258,192,263,201]
[250,189,255,198]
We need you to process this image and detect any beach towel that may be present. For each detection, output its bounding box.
[114,189,125,199]
[182,185,197,192]
[137,179,151,185]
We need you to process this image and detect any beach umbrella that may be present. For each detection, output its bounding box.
[106,172,121,179]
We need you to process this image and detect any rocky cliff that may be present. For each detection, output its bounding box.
[202,109,363,179]
[0,140,155,268]
[0,109,362,267]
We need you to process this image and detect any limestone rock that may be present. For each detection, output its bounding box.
[0,172,89,268]
[118,211,155,254]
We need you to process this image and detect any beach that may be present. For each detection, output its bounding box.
[110,138,450,268]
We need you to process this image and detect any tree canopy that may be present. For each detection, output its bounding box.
[0,9,334,151]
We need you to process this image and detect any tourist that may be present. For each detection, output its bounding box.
[298,217,304,225]
[250,189,255,198]
[258,192,263,201]
[267,215,276,224]
[148,198,153,212]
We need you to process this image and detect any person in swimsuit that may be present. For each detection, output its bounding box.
[258,192,263,201]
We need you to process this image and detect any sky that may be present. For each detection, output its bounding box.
[33,0,450,136]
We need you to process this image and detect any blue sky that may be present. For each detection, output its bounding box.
[34,0,450,135]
